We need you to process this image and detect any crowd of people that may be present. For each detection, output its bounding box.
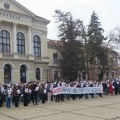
[0,78,120,109]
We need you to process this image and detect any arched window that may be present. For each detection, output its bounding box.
[4,64,11,83]
[17,32,25,55]
[0,30,10,53]
[33,35,41,57]
[36,68,40,80]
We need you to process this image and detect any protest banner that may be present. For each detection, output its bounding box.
[52,86,103,95]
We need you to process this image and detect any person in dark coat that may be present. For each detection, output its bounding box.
[113,80,119,95]
[30,84,35,106]
[23,85,29,107]
[34,83,39,105]
[41,84,46,104]
[13,85,20,108]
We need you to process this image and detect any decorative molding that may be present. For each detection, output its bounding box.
[4,3,10,10]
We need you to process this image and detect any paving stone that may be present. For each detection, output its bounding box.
[31,113,103,120]
[0,114,14,120]
[0,95,120,120]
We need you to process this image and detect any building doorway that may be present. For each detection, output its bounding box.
[4,64,11,83]
[36,68,40,80]
[20,65,26,83]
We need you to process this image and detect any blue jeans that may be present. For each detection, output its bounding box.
[6,96,11,108]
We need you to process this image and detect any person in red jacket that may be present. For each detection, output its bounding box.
[109,82,114,95]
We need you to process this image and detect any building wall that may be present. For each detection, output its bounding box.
[47,40,120,81]
[0,0,50,83]
[48,47,60,81]
[48,43,60,81]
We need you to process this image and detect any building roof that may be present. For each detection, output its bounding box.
[10,0,50,24]
[47,39,63,48]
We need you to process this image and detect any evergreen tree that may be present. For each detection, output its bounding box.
[87,11,107,80]
[87,11,106,64]
[54,10,85,82]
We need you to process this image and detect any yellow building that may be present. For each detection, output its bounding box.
[47,39,119,81]
[0,0,119,84]
[47,39,62,82]
[0,0,50,83]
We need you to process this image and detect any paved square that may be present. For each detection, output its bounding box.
[0,96,120,120]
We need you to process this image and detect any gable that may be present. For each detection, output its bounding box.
[0,0,35,17]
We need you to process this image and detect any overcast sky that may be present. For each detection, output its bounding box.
[16,0,120,40]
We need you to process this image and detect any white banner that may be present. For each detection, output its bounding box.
[52,86,103,95]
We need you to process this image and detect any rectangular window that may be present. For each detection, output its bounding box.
[54,71,58,80]
[53,53,58,64]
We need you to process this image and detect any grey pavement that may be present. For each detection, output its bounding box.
[0,95,120,120]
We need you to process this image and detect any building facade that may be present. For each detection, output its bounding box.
[47,39,62,82]
[0,0,119,84]
[47,39,120,81]
[0,0,50,83]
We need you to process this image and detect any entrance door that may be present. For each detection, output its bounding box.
[4,64,11,83]
[36,68,40,80]
[20,65,26,83]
